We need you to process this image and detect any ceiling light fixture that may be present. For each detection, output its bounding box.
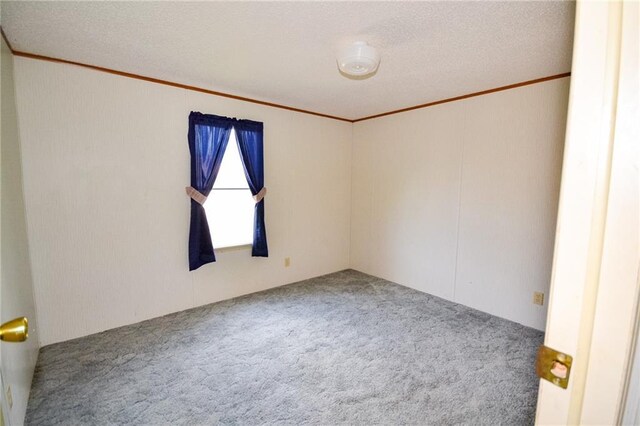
[337,41,380,77]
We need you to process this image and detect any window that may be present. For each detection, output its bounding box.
[187,111,267,270]
[204,128,254,249]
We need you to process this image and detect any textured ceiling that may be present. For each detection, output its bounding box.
[1,1,575,120]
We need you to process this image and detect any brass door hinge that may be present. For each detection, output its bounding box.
[536,345,573,389]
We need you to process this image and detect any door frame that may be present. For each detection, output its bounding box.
[535,1,639,424]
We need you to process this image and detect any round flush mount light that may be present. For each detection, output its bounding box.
[337,41,380,77]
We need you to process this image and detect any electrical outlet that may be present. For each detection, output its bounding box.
[6,386,12,409]
[284,257,291,267]
[533,292,545,306]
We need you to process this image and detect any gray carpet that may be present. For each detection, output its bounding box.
[26,270,543,425]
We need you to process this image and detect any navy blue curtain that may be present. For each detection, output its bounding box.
[187,112,233,270]
[234,120,268,257]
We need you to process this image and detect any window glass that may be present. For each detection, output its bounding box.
[213,129,249,189]
[204,129,254,248]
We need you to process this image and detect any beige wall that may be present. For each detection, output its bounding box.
[12,54,569,346]
[1,38,40,425]
[351,78,569,330]
[13,57,352,346]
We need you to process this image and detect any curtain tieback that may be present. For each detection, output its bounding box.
[185,186,207,205]
[253,187,267,203]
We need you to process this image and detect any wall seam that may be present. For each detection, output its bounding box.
[451,108,466,302]
[347,121,354,269]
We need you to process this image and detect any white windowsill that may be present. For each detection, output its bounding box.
[214,243,252,253]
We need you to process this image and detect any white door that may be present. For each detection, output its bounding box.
[0,32,40,426]
[535,1,639,424]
